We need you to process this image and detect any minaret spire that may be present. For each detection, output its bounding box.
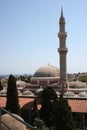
[58,9,68,93]
[61,7,63,17]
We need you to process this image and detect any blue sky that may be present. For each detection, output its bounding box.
[0,0,87,75]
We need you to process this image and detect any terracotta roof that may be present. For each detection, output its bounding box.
[0,96,87,113]
[68,99,87,113]
[0,96,35,109]
[19,97,34,109]
[0,96,6,108]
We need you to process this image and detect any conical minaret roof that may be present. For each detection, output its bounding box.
[59,7,65,24]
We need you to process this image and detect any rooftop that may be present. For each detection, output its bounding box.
[1,96,87,113]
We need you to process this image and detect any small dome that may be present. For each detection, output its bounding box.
[64,91,75,97]
[16,80,26,87]
[78,91,87,97]
[22,90,34,96]
[69,80,87,88]
[17,90,22,96]
[35,88,43,95]
[34,65,60,77]
[0,89,7,95]
[1,114,28,130]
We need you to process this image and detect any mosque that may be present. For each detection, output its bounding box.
[29,9,87,128]
[30,8,87,96]
[30,8,67,90]
[1,8,87,129]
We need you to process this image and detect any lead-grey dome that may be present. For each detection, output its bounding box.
[1,114,28,130]
[69,80,87,88]
[64,91,76,97]
[78,91,87,97]
[34,65,60,77]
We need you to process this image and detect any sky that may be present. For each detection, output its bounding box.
[0,0,87,75]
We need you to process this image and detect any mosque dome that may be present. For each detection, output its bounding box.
[0,89,7,95]
[69,80,87,88]
[64,91,76,97]
[78,91,87,97]
[35,88,43,96]
[34,65,60,77]
[16,80,26,87]
[22,90,34,96]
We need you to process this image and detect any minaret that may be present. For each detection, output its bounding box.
[58,8,68,92]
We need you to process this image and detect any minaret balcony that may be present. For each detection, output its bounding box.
[58,47,68,53]
[58,32,67,38]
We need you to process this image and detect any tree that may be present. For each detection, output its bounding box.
[34,118,49,130]
[6,75,21,115]
[0,78,3,91]
[33,99,39,118]
[40,87,76,130]
[52,93,76,130]
[31,98,40,125]
[78,75,87,83]
[40,86,58,127]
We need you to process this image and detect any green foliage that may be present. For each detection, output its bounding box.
[33,99,39,118]
[26,75,32,83]
[32,99,40,125]
[40,86,58,127]
[40,87,76,130]
[21,108,31,124]
[20,75,26,82]
[34,118,49,130]
[52,94,76,130]
[19,75,32,82]
[0,78,3,91]
[6,75,21,115]
[41,86,58,102]
[78,76,87,83]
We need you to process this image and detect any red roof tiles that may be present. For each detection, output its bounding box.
[68,99,87,113]
[0,96,6,108]
[0,96,87,113]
